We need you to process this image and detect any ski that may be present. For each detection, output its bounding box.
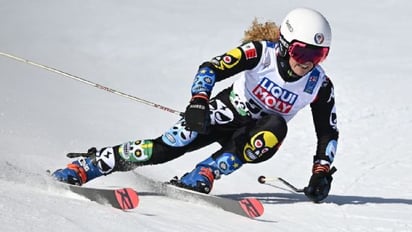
[65,185,140,210]
[48,169,139,211]
[134,172,264,219]
[49,153,262,217]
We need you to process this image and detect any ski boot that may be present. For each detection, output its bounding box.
[52,148,105,185]
[171,153,243,194]
[171,165,217,194]
[52,157,103,185]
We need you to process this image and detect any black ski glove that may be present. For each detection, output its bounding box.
[304,164,337,203]
[184,94,210,134]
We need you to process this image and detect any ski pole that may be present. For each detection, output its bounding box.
[0,51,184,117]
[258,175,304,193]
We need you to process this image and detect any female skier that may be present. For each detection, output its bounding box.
[53,7,338,202]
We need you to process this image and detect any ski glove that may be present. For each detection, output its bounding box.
[184,93,210,134]
[304,164,337,203]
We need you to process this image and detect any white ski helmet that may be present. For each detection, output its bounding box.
[280,8,331,47]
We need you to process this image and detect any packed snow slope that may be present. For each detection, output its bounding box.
[1,0,412,231]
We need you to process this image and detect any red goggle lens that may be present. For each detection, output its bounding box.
[288,41,329,64]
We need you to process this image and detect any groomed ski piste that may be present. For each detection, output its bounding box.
[1,1,412,231]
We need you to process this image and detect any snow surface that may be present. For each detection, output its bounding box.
[1,0,412,231]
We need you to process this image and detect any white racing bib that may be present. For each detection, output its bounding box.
[231,42,326,121]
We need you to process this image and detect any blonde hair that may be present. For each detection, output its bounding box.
[242,18,280,43]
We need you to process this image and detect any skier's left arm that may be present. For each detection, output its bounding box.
[304,77,339,202]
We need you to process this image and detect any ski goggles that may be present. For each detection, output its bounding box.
[287,40,329,64]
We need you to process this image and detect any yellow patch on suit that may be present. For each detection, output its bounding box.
[212,48,242,70]
[243,131,278,162]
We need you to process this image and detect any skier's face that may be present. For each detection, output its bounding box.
[289,57,314,76]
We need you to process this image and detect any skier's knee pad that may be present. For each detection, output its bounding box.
[241,114,287,163]
[161,118,198,147]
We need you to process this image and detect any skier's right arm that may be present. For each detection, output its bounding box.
[200,41,264,83]
[185,41,264,133]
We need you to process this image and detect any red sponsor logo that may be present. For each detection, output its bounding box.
[252,78,298,113]
[241,43,257,60]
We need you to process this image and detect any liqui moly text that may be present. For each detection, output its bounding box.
[252,77,298,113]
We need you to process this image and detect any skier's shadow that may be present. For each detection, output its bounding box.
[219,192,412,206]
